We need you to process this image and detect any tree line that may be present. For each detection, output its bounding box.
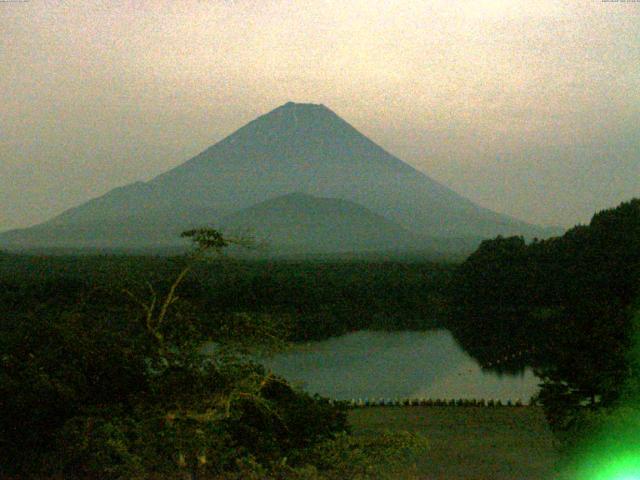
[446,198,640,441]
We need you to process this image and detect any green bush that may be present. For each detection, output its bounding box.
[0,231,349,478]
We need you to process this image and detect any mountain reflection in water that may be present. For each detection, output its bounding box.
[259,330,540,402]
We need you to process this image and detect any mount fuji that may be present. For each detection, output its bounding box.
[0,102,551,253]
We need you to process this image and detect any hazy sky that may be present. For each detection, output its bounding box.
[1,0,639,231]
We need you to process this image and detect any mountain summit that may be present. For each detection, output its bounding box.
[0,102,547,251]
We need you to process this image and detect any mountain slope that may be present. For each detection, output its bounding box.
[0,102,548,250]
[219,192,426,254]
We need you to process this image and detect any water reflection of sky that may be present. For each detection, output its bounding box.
[259,330,540,402]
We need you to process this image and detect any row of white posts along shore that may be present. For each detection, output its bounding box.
[335,398,531,408]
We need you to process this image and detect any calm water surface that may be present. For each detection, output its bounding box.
[259,330,540,402]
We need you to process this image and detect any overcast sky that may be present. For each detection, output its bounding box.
[1,0,639,232]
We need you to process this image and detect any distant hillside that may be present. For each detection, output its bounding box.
[219,192,427,254]
[0,102,552,251]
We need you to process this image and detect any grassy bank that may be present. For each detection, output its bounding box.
[349,406,563,480]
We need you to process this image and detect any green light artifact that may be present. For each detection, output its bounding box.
[567,307,640,480]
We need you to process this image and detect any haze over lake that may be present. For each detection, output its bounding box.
[259,330,540,402]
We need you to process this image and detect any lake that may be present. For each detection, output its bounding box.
[258,330,540,403]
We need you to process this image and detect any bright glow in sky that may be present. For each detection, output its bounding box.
[1,0,639,231]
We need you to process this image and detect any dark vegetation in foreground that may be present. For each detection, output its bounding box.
[2,198,639,477]
[0,232,431,479]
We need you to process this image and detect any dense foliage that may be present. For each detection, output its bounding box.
[0,255,451,343]
[447,199,640,436]
[0,234,434,478]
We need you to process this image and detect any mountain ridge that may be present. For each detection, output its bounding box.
[0,102,552,251]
